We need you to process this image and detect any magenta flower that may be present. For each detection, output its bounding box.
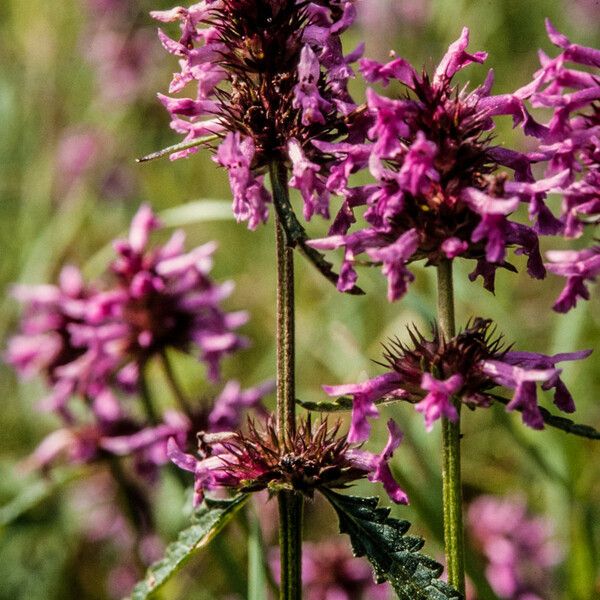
[153,1,365,228]
[80,204,249,385]
[168,417,407,506]
[324,319,590,441]
[545,246,600,312]
[468,495,562,600]
[516,22,599,310]
[308,28,549,300]
[5,266,99,415]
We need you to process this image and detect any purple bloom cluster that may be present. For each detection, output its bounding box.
[468,495,561,600]
[516,21,600,311]
[168,417,408,505]
[324,319,590,441]
[153,0,365,229]
[309,28,551,300]
[7,205,272,479]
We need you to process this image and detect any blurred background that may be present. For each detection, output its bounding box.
[0,1,598,599]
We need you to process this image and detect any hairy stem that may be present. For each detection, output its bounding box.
[269,161,302,600]
[437,259,465,594]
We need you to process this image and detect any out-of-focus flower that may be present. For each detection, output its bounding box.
[324,318,591,441]
[468,495,562,600]
[545,246,600,312]
[79,204,249,386]
[168,417,408,506]
[308,28,552,300]
[153,1,365,229]
[270,539,392,599]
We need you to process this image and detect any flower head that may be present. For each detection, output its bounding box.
[168,416,407,505]
[309,29,548,300]
[324,318,590,440]
[154,0,364,228]
[468,495,562,600]
[80,204,248,385]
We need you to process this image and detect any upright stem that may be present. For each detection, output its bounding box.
[138,361,159,425]
[436,260,465,594]
[269,161,302,600]
[160,351,193,416]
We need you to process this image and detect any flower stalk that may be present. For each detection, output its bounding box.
[437,259,465,593]
[270,161,303,599]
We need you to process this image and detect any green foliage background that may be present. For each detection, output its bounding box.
[0,1,598,599]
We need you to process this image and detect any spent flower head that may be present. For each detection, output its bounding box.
[324,318,591,441]
[168,416,407,505]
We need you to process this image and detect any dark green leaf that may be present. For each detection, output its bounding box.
[130,494,249,600]
[321,489,462,600]
[491,394,600,440]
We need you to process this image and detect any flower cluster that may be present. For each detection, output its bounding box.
[308,28,553,300]
[517,21,599,311]
[168,417,408,505]
[324,318,590,440]
[7,205,272,480]
[468,495,561,600]
[153,0,365,228]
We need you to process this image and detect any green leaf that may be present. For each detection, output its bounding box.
[491,394,600,440]
[321,489,462,600]
[297,395,399,413]
[136,134,219,163]
[129,494,249,600]
[0,470,76,527]
[247,512,268,600]
[159,200,234,228]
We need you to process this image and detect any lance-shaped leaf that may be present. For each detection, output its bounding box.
[490,394,600,440]
[321,489,462,600]
[130,494,249,600]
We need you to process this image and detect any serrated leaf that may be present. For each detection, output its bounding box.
[129,494,249,600]
[321,489,462,600]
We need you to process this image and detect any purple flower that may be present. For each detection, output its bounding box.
[415,373,462,432]
[83,204,249,384]
[546,246,600,312]
[518,21,599,239]
[168,417,407,506]
[308,29,547,300]
[324,319,590,439]
[468,495,562,600]
[153,1,364,227]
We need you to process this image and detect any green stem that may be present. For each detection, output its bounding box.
[160,351,193,416]
[269,161,303,600]
[436,259,465,594]
[139,361,159,425]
